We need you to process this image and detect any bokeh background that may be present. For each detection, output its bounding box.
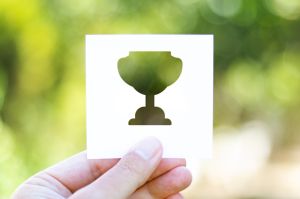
[1,0,300,198]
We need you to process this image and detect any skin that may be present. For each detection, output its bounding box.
[12,138,192,199]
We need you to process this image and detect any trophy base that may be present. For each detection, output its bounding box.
[129,106,171,125]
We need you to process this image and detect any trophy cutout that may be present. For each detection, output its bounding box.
[118,51,182,125]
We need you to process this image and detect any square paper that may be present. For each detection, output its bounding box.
[86,34,213,159]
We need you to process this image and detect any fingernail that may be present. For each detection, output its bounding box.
[130,137,162,161]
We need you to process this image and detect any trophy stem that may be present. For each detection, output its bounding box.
[146,95,154,107]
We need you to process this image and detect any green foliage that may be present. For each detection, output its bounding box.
[118,52,182,95]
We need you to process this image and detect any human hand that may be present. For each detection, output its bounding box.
[12,138,192,199]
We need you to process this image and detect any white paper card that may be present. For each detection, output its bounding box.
[86,34,213,159]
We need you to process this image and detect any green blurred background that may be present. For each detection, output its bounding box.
[1,0,300,198]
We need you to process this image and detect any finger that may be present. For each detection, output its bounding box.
[70,137,163,199]
[165,193,184,199]
[146,166,192,198]
[148,158,186,181]
[130,166,192,199]
[44,154,185,194]
[44,152,119,192]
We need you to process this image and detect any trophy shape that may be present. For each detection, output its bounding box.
[118,51,182,125]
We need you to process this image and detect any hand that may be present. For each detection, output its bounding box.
[12,138,192,199]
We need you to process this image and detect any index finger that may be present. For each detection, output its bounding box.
[44,151,186,193]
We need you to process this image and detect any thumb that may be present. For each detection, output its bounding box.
[70,137,163,199]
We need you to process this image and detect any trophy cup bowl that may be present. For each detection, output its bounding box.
[118,51,182,125]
